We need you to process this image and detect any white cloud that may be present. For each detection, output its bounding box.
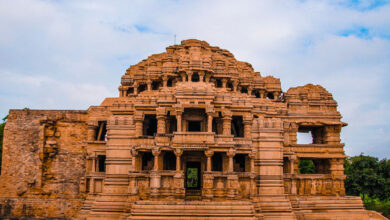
[0,0,389,157]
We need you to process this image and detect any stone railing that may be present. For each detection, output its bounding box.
[283,174,345,196]
[285,144,345,158]
[172,132,215,145]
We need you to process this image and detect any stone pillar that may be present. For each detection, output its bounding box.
[205,150,214,172]
[243,115,252,138]
[199,71,205,82]
[156,107,166,134]
[134,112,144,137]
[222,111,232,135]
[222,78,227,88]
[162,75,168,88]
[260,90,265,99]
[181,73,186,82]
[273,92,279,100]
[147,79,152,91]
[174,149,183,172]
[227,149,235,173]
[150,148,161,197]
[207,114,213,133]
[233,80,238,92]
[248,86,253,96]
[129,149,139,197]
[91,155,96,172]
[174,149,184,198]
[134,82,138,95]
[176,110,183,132]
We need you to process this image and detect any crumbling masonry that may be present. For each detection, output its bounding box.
[0,40,385,219]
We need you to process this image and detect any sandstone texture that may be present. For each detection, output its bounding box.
[0,39,386,220]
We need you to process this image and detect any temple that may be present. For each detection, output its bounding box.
[0,39,385,219]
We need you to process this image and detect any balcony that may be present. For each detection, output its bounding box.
[286,144,345,158]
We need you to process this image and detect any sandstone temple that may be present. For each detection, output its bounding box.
[0,40,385,219]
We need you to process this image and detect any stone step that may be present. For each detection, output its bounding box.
[128,200,256,220]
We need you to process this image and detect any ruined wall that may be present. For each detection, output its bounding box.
[0,109,88,218]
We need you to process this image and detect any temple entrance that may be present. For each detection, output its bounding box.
[185,161,201,190]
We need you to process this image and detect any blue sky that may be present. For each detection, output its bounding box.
[1,0,390,158]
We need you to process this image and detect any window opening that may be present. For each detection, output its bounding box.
[152,80,161,90]
[212,152,223,171]
[241,87,248,94]
[212,116,223,134]
[297,126,326,144]
[166,116,177,134]
[142,152,154,171]
[283,157,290,174]
[253,90,260,98]
[234,154,246,172]
[266,92,274,99]
[216,79,222,88]
[86,178,90,193]
[138,84,147,93]
[143,114,157,136]
[191,72,200,82]
[167,78,174,87]
[163,151,176,170]
[188,121,201,132]
[231,116,244,137]
[227,81,234,91]
[95,121,107,141]
[97,155,106,172]
[127,87,134,96]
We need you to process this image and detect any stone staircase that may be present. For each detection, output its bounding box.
[127,200,257,220]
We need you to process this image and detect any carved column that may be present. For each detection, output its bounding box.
[207,114,213,133]
[222,78,227,88]
[222,111,232,136]
[227,149,235,173]
[87,123,97,141]
[273,92,279,100]
[134,112,144,137]
[233,80,238,92]
[129,149,139,197]
[134,82,138,95]
[174,149,184,198]
[156,107,166,134]
[176,109,183,132]
[205,150,214,172]
[150,148,161,197]
[243,115,252,138]
[260,90,265,99]
[204,150,215,199]
[162,75,168,88]
[227,149,238,199]
[147,79,152,91]
[199,71,205,82]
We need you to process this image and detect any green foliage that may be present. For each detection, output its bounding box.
[345,154,390,217]
[298,159,315,174]
[0,115,7,173]
[186,168,198,188]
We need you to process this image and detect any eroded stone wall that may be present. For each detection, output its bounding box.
[0,109,88,218]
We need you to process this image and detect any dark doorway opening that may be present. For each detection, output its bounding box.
[143,114,157,136]
[186,162,201,189]
[188,121,201,132]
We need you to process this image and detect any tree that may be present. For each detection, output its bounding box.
[0,115,7,173]
[298,159,315,174]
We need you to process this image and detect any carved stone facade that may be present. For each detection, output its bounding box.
[0,40,385,219]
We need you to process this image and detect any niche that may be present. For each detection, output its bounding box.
[283,157,290,174]
[234,154,247,172]
[212,152,223,171]
[241,87,248,94]
[95,121,107,141]
[163,151,176,170]
[188,121,201,132]
[231,116,244,137]
[142,152,154,171]
[143,115,157,136]
[191,72,200,82]
[252,90,260,98]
